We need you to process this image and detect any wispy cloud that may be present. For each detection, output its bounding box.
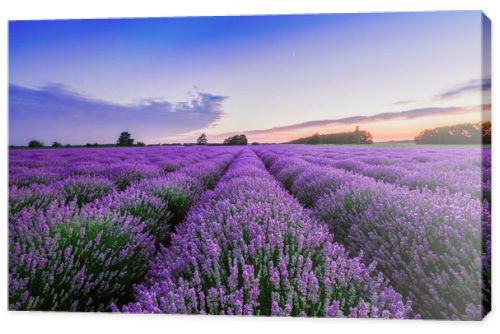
[9,84,227,144]
[389,99,416,106]
[434,78,491,100]
[220,104,488,137]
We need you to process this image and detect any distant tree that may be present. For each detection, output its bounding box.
[85,143,93,147]
[414,122,487,144]
[52,141,63,148]
[288,127,373,145]
[197,133,208,145]
[360,131,373,144]
[223,134,248,145]
[92,143,99,147]
[117,131,134,146]
[28,140,44,148]
[65,144,72,148]
[307,133,322,145]
[136,142,146,147]
[251,142,260,146]
[239,135,248,145]
[353,126,361,144]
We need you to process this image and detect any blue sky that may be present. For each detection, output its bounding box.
[9,11,490,144]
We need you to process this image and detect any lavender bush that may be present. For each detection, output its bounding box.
[62,175,115,206]
[316,181,484,319]
[121,149,414,318]
[90,187,173,246]
[254,146,489,319]
[9,146,238,311]
[9,203,155,311]
[10,183,63,214]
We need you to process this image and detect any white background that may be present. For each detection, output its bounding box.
[0,0,498,333]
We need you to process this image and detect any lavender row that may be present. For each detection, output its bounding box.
[9,147,238,214]
[254,147,489,320]
[9,146,240,188]
[267,145,487,200]
[120,149,414,318]
[9,151,237,311]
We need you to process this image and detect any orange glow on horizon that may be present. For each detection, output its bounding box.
[231,110,489,143]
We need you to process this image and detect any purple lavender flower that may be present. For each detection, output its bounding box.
[122,149,413,318]
[253,145,489,319]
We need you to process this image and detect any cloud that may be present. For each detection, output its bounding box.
[9,84,227,145]
[435,78,491,100]
[390,99,416,106]
[220,104,488,137]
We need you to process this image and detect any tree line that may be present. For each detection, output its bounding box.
[196,133,249,145]
[288,126,373,145]
[14,132,250,149]
[16,122,491,149]
[13,131,146,149]
[414,122,491,144]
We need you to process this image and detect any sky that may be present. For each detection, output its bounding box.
[9,11,491,145]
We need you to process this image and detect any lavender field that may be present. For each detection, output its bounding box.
[8,145,491,320]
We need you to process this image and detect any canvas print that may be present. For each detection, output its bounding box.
[8,11,491,320]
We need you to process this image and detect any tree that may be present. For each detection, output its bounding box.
[52,141,63,148]
[197,133,208,145]
[307,133,322,145]
[239,135,248,145]
[28,140,43,148]
[353,126,361,144]
[414,122,487,144]
[136,142,146,147]
[117,131,134,146]
[223,134,248,145]
[360,131,373,144]
[288,127,373,145]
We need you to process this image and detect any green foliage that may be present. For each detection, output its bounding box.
[117,193,173,245]
[197,133,208,145]
[148,186,193,225]
[117,131,135,146]
[308,133,322,144]
[415,122,490,144]
[161,189,193,224]
[223,134,248,145]
[9,186,60,214]
[63,180,114,206]
[359,131,373,144]
[52,142,63,148]
[28,140,44,148]
[115,171,143,191]
[136,142,146,147]
[289,127,373,145]
[162,164,176,173]
[12,217,150,311]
